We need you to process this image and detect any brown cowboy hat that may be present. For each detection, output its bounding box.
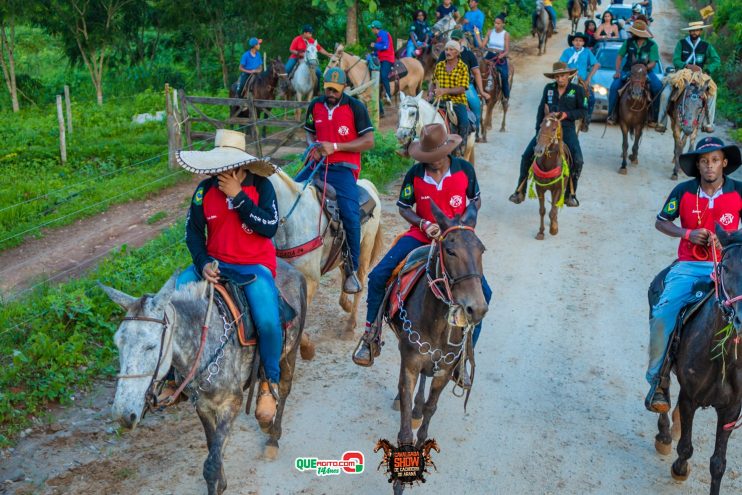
[176,129,276,177]
[408,123,462,162]
[628,19,652,38]
[543,61,578,79]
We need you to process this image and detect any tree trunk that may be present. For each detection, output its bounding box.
[195,41,202,87]
[211,27,230,89]
[0,19,20,112]
[346,0,359,45]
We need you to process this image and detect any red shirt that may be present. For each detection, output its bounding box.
[658,178,742,262]
[373,31,395,63]
[304,93,374,179]
[397,158,480,243]
[289,35,323,59]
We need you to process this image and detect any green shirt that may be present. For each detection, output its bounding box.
[618,38,660,68]
[672,38,721,74]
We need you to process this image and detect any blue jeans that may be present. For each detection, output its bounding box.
[177,262,283,383]
[608,70,662,120]
[379,60,393,115]
[465,83,481,132]
[284,57,322,81]
[587,86,595,119]
[484,55,511,99]
[295,164,361,271]
[405,40,424,58]
[647,262,712,385]
[236,72,251,95]
[451,102,469,140]
[365,235,492,346]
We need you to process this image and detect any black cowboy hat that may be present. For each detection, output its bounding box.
[679,137,742,177]
[568,32,590,46]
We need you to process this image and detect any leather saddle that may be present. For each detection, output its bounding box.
[214,268,298,348]
[380,245,431,326]
[389,60,409,81]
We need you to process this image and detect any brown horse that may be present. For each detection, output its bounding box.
[668,82,708,180]
[649,226,742,495]
[569,0,585,34]
[228,58,286,119]
[588,0,598,17]
[617,63,650,174]
[389,202,487,494]
[531,110,571,240]
[480,58,514,141]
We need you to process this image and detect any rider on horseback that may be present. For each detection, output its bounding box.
[655,21,721,134]
[285,25,332,81]
[406,10,433,58]
[509,62,586,207]
[606,20,662,126]
[646,137,742,413]
[532,0,558,34]
[236,37,263,95]
[175,129,283,426]
[475,13,510,100]
[559,32,600,130]
[300,68,375,294]
[461,0,485,47]
[429,40,472,151]
[352,123,491,367]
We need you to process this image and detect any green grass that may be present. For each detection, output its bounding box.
[145,211,168,225]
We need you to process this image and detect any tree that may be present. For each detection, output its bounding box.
[0,0,26,112]
[37,0,143,105]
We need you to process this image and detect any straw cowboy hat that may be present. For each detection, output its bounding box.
[408,123,462,162]
[543,61,578,79]
[681,20,712,31]
[679,137,741,177]
[176,129,276,177]
[628,19,652,38]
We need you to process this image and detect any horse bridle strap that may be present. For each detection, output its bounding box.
[427,225,482,305]
[118,313,171,380]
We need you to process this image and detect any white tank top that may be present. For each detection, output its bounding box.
[486,30,506,51]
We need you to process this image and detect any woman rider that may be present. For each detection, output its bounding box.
[475,12,511,100]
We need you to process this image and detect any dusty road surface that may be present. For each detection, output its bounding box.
[2,0,741,493]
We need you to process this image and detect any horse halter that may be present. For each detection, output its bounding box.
[398,100,421,143]
[535,116,562,159]
[426,225,483,306]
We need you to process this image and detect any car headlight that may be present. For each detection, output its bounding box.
[593,84,608,96]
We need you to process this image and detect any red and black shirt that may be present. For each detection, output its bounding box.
[185,175,279,276]
[658,177,742,262]
[397,157,480,243]
[304,93,374,179]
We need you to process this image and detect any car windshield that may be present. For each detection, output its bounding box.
[606,7,632,20]
[597,48,618,68]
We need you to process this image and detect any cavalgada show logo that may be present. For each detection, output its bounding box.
[295,451,364,476]
[375,438,440,485]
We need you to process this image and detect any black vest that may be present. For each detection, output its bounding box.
[624,39,654,68]
[679,38,710,68]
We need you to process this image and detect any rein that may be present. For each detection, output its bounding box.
[426,225,482,307]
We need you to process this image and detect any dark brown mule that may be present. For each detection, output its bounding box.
[389,202,487,494]
[480,58,514,142]
[668,82,708,180]
[649,226,742,495]
[531,110,572,240]
[617,63,650,174]
[228,58,288,128]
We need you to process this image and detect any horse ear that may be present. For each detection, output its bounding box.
[416,91,424,99]
[400,90,407,100]
[99,283,138,310]
[716,224,734,247]
[461,201,478,228]
[430,200,451,230]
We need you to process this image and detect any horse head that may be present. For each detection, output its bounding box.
[327,44,344,70]
[534,110,562,158]
[677,83,706,136]
[304,43,319,67]
[102,275,178,429]
[715,225,742,332]
[430,201,488,324]
[396,91,420,144]
[628,63,648,100]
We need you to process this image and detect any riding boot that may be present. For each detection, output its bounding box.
[645,378,671,414]
[352,326,382,366]
[343,271,362,294]
[255,380,279,426]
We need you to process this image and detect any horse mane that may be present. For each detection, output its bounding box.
[273,168,306,195]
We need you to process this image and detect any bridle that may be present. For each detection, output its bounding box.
[116,301,175,413]
[426,225,483,307]
[678,84,705,133]
[397,99,421,144]
[534,116,563,160]
[712,242,742,318]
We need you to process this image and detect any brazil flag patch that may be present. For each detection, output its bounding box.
[194,186,204,205]
[402,184,413,199]
[664,199,677,215]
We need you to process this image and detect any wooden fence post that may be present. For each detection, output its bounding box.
[178,89,192,148]
[369,70,380,129]
[56,95,66,163]
[63,85,73,134]
[165,83,177,168]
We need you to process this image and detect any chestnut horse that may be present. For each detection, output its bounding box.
[479,57,514,141]
[617,63,650,174]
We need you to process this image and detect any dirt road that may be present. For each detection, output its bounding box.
[2,1,741,493]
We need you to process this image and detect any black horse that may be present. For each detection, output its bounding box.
[649,225,742,495]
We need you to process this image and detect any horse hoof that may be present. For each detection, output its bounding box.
[671,173,678,181]
[392,399,400,411]
[671,462,690,482]
[339,296,352,313]
[654,438,672,456]
[411,417,423,429]
[300,336,315,361]
[263,444,279,461]
[630,158,638,165]
[499,127,506,133]
[550,227,558,236]
[535,233,545,240]
[618,168,627,175]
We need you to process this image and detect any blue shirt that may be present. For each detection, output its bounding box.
[462,9,484,33]
[558,47,598,80]
[240,50,263,71]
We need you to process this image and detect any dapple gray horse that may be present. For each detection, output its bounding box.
[290,43,318,118]
[535,0,553,56]
[104,259,307,495]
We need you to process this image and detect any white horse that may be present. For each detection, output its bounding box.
[431,13,458,41]
[290,43,318,117]
[269,169,384,341]
[396,91,476,165]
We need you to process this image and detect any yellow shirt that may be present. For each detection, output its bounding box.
[433,59,469,105]
[544,0,553,5]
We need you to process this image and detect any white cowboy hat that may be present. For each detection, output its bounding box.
[681,21,712,31]
[176,129,276,177]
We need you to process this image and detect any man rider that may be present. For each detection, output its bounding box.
[532,0,558,35]
[559,32,600,131]
[369,20,396,115]
[461,0,485,46]
[236,37,263,95]
[656,20,721,134]
[509,62,587,207]
[300,68,375,294]
[646,137,742,413]
[606,20,662,126]
[285,25,332,81]
[429,40,471,152]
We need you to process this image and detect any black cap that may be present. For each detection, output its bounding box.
[302,24,313,33]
